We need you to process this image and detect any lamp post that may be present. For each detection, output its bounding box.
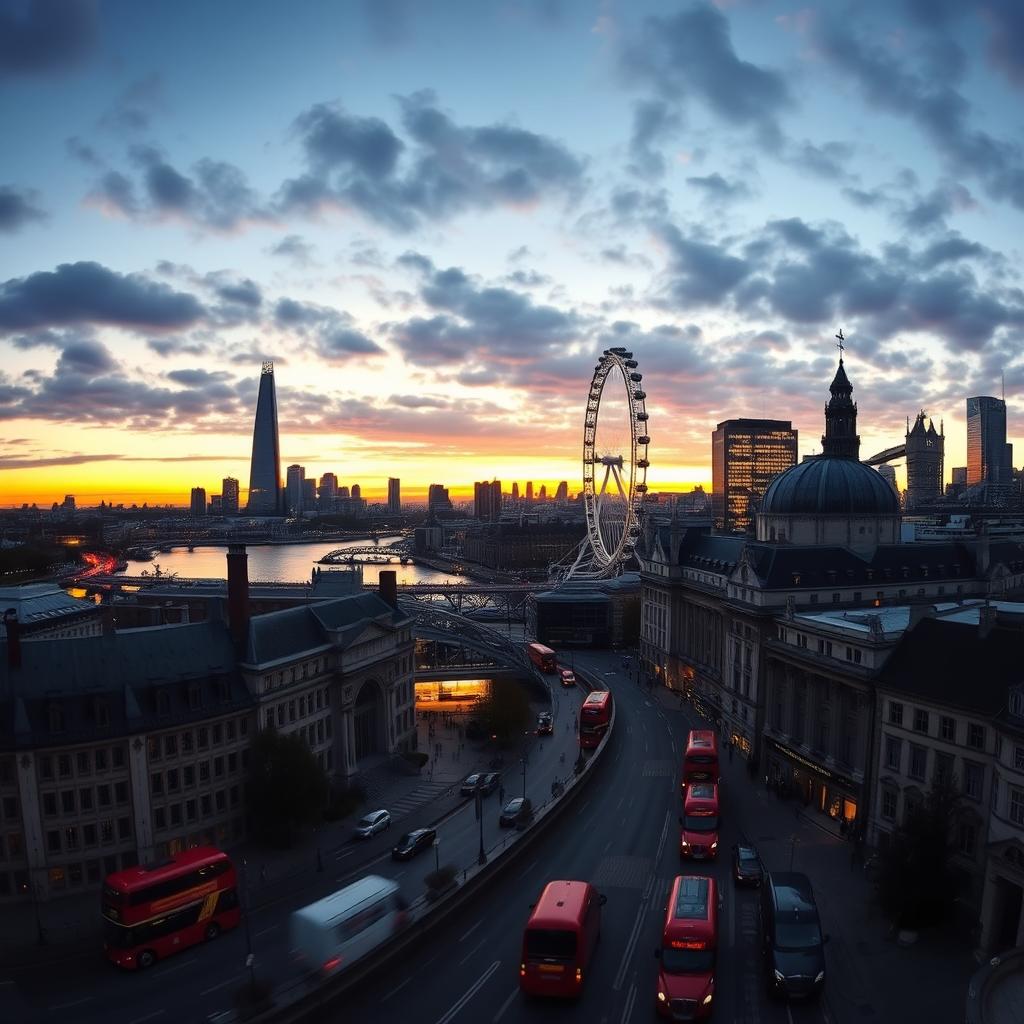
[241,858,257,994]
[520,753,528,799]
[476,790,487,866]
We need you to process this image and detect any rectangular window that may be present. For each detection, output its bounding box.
[39,756,54,781]
[164,735,177,758]
[1010,788,1024,826]
[958,822,976,857]
[227,752,237,774]
[226,720,235,742]
[79,788,93,812]
[214,756,224,778]
[889,701,904,727]
[908,744,928,781]
[58,755,72,778]
[964,761,985,801]
[940,716,956,742]
[97,784,111,807]
[913,709,929,734]
[60,790,75,815]
[76,752,90,775]
[47,830,61,854]
[170,804,182,827]
[934,752,954,786]
[100,820,114,844]
[200,794,211,816]
[95,749,107,772]
[968,723,986,750]
[114,782,128,805]
[197,727,209,749]
[151,773,163,796]
[166,769,179,793]
[147,738,161,762]
[181,731,193,754]
[183,766,195,788]
[65,826,79,850]
[112,745,124,769]
[239,717,248,737]
[199,761,210,783]
[154,807,166,831]
[185,800,197,822]
[1015,746,1024,772]
[43,792,57,817]
[212,723,222,744]
[117,817,130,840]
[83,823,97,847]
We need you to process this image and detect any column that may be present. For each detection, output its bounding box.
[127,733,155,863]
[15,752,47,898]
[343,708,356,778]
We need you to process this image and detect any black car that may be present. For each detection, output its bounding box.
[480,772,500,795]
[733,843,764,886]
[391,827,437,861]
[460,773,483,796]
[499,797,526,827]
[536,712,553,736]
[760,871,828,999]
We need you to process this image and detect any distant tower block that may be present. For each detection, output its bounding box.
[247,362,282,514]
[904,411,944,511]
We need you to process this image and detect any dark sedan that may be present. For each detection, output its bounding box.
[733,843,764,886]
[460,773,483,796]
[480,772,500,795]
[499,797,526,827]
[391,828,437,861]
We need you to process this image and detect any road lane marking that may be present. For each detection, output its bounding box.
[517,859,539,881]
[459,919,482,942]
[155,957,197,976]
[434,960,501,1024]
[458,937,486,965]
[614,901,647,990]
[493,986,518,1022]
[127,1013,165,1024]
[787,1005,796,1024]
[579,799,592,814]
[653,809,670,865]
[623,980,637,1024]
[255,925,276,938]
[51,997,93,1010]
[382,976,413,1002]
[201,977,239,996]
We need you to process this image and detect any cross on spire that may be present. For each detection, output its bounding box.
[835,328,845,358]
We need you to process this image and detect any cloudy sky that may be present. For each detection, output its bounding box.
[2,0,1023,505]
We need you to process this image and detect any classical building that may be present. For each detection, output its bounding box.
[0,551,414,904]
[904,411,944,511]
[0,584,104,641]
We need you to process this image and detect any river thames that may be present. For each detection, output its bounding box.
[119,538,472,586]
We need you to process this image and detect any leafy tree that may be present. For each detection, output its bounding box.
[246,728,329,847]
[877,773,962,928]
[475,678,532,744]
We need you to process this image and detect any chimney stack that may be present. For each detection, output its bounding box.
[226,545,250,647]
[378,570,398,610]
[4,609,22,670]
[979,601,999,640]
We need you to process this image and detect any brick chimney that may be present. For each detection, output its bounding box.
[378,570,398,610]
[978,601,998,640]
[226,545,250,647]
[3,609,21,670]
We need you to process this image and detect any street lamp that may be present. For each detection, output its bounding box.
[476,790,487,866]
[240,858,258,994]
[520,753,528,799]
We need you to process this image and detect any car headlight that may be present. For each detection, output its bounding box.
[702,992,713,1005]
[657,991,666,1003]
[773,969,785,983]
[681,840,689,848]
[815,970,825,984]
[710,841,718,850]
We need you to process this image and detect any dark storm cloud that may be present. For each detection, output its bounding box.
[0,0,97,78]
[165,368,233,387]
[147,336,209,358]
[278,92,585,230]
[628,99,682,179]
[685,173,752,204]
[272,297,383,361]
[0,186,47,232]
[58,339,117,376]
[915,234,988,270]
[622,4,792,146]
[0,262,205,333]
[982,1,1024,88]
[656,223,752,306]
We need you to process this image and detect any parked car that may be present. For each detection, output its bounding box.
[760,871,828,999]
[733,843,764,886]
[536,712,554,736]
[480,772,501,795]
[499,797,527,827]
[391,828,436,861]
[460,773,483,796]
[353,809,391,839]
[560,669,576,687]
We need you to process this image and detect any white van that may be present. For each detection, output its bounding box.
[290,875,407,976]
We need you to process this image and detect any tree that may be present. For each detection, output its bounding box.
[876,773,962,928]
[475,678,532,744]
[246,728,329,847]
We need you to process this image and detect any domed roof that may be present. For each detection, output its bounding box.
[761,457,900,517]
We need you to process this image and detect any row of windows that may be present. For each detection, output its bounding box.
[154,679,233,716]
[47,816,131,855]
[42,782,129,818]
[153,786,241,833]
[147,717,249,761]
[883,734,986,797]
[38,745,127,782]
[260,657,328,693]
[0,796,18,823]
[878,789,979,857]
[888,701,986,749]
[151,751,246,797]
[262,690,330,731]
[0,852,134,899]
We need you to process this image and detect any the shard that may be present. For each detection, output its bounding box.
[246,361,282,514]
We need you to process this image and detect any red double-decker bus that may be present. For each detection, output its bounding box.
[102,847,241,969]
[579,690,613,749]
[683,730,719,788]
[527,642,558,673]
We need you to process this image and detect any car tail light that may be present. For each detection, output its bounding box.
[323,956,342,972]
[520,963,526,977]
[575,968,582,983]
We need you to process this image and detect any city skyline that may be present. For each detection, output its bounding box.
[3,2,1024,505]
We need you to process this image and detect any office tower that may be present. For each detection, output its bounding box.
[246,362,282,514]
[319,473,338,512]
[966,396,1010,486]
[351,483,361,499]
[190,487,207,517]
[302,478,317,511]
[62,495,76,511]
[338,485,350,499]
[210,494,223,514]
[388,477,401,513]
[952,467,967,486]
[285,464,305,515]
[904,413,944,511]
[511,482,519,500]
[555,481,568,502]
[538,484,547,501]
[877,464,899,496]
[428,484,453,513]
[526,481,534,502]
[473,480,502,520]
[712,418,798,533]
[221,477,240,515]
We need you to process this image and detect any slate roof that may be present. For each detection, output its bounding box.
[875,617,1022,714]
[761,457,900,517]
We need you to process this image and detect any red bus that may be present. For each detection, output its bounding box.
[579,690,613,749]
[655,875,718,1019]
[679,783,720,860]
[520,879,606,997]
[102,847,241,969]
[682,730,719,787]
[527,643,557,673]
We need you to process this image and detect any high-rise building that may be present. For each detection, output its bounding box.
[302,478,317,511]
[210,494,223,514]
[952,466,968,486]
[712,418,798,533]
[338,485,350,499]
[428,484,453,513]
[526,481,534,502]
[62,495,76,512]
[877,464,899,496]
[904,412,944,510]
[538,484,547,501]
[473,480,502,520]
[351,484,361,500]
[319,473,338,512]
[285,464,305,515]
[555,481,568,502]
[511,482,519,500]
[246,362,281,514]
[967,396,1011,487]
[388,477,401,513]
[190,487,207,517]
[221,477,240,515]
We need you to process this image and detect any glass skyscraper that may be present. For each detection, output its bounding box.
[966,396,1010,487]
[246,362,282,514]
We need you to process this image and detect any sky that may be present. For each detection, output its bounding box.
[2,0,1024,506]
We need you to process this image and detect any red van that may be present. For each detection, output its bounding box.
[520,880,606,997]
[655,875,718,1019]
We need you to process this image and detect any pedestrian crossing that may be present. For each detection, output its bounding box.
[388,782,453,821]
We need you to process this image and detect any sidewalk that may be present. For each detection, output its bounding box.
[0,701,516,969]
[651,684,976,1024]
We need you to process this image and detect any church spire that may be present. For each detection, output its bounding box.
[821,330,860,459]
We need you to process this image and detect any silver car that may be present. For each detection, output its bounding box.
[353,809,391,839]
